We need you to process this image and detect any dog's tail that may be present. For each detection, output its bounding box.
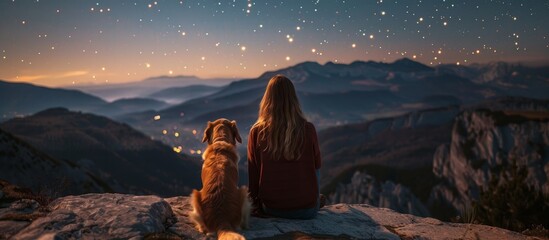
[189,190,206,233]
[218,229,245,240]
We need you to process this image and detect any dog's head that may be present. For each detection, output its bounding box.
[202,118,242,145]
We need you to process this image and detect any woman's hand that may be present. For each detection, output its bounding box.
[251,206,270,218]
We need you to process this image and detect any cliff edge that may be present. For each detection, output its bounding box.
[0,190,535,240]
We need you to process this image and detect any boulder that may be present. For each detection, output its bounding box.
[12,194,174,240]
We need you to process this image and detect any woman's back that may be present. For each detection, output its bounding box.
[247,74,322,219]
[248,121,321,210]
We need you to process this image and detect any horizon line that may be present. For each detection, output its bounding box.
[2,57,548,88]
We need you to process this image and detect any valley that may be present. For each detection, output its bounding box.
[1,58,548,230]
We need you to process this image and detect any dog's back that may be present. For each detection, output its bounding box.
[189,119,250,239]
[200,148,242,230]
[190,141,250,239]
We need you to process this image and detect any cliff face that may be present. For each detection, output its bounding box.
[430,109,549,213]
[329,171,430,217]
[318,107,457,218]
[0,191,531,240]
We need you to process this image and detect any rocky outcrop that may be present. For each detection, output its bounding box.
[0,192,535,240]
[12,194,173,240]
[430,109,549,213]
[328,171,430,217]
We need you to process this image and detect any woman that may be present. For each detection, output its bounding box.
[247,74,323,219]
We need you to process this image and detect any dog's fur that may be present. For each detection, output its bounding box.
[189,119,251,240]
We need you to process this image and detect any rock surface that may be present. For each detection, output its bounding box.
[12,194,174,240]
[1,193,536,240]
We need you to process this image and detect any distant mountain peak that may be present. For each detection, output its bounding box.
[391,58,433,72]
[143,75,199,81]
[295,61,322,68]
[257,61,323,80]
[323,61,341,66]
[393,57,416,64]
[321,58,432,72]
[34,107,71,116]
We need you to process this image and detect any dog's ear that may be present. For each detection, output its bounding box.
[202,121,213,143]
[230,120,242,143]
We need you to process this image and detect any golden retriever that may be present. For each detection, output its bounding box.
[189,118,251,240]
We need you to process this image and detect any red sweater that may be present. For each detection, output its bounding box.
[247,122,321,210]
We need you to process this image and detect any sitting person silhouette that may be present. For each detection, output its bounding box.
[247,74,325,219]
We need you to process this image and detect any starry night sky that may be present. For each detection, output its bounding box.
[1,0,548,87]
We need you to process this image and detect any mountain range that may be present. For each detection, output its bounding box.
[2,58,547,131]
[146,84,223,104]
[0,80,175,120]
[0,80,106,120]
[67,75,233,101]
[115,59,549,158]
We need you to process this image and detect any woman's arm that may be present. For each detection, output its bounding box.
[310,123,322,170]
[247,128,262,213]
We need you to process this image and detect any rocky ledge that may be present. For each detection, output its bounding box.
[0,193,536,240]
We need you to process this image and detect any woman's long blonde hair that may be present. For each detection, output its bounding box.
[252,74,306,160]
